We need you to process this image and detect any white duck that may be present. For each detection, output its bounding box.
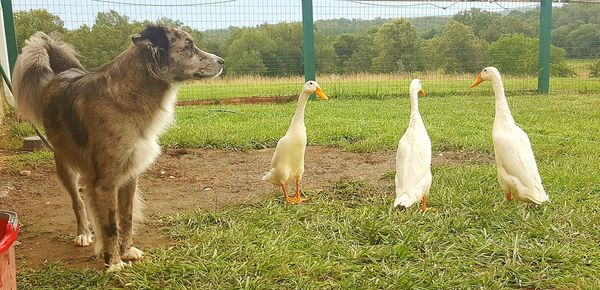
[471,67,549,204]
[262,81,328,204]
[394,79,433,211]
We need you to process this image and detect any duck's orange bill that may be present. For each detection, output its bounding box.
[418,89,426,97]
[315,87,328,100]
[471,74,484,88]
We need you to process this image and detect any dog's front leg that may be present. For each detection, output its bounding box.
[118,177,144,261]
[88,182,126,272]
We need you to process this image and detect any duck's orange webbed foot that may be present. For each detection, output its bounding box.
[285,178,309,205]
[420,194,437,213]
[286,195,308,205]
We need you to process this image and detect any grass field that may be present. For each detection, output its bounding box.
[11,83,600,288]
[566,59,596,77]
[162,92,600,153]
[178,72,600,101]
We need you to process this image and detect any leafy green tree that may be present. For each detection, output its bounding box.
[489,34,574,76]
[314,17,389,37]
[481,16,535,43]
[346,34,377,73]
[409,16,448,39]
[510,3,600,55]
[372,19,423,73]
[425,21,488,73]
[63,25,94,66]
[420,28,439,40]
[453,8,501,39]
[552,3,600,28]
[224,28,273,75]
[332,34,361,69]
[331,34,362,73]
[225,50,267,76]
[551,21,583,53]
[65,11,138,68]
[260,23,304,75]
[315,32,336,74]
[489,34,538,75]
[14,9,65,48]
[223,23,305,76]
[13,3,600,78]
[565,24,600,58]
[329,32,377,73]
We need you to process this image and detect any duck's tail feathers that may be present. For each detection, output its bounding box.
[393,192,419,208]
[262,171,273,182]
[531,189,550,205]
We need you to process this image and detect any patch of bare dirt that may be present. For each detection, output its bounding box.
[0,146,492,270]
[177,95,297,106]
[0,147,394,269]
[433,150,494,166]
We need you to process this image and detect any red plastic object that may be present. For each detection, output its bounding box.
[0,211,18,290]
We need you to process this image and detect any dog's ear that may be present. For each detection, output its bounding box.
[132,25,169,50]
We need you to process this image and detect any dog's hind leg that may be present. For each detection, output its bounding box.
[118,177,144,261]
[55,157,93,247]
[87,181,126,272]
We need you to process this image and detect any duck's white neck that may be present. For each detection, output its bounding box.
[409,89,423,127]
[490,75,514,125]
[290,91,310,129]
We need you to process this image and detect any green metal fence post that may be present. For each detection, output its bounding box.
[302,0,316,91]
[538,0,552,94]
[1,0,18,72]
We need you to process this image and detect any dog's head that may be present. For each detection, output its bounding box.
[132,24,223,82]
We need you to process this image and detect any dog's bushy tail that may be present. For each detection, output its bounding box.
[12,32,83,126]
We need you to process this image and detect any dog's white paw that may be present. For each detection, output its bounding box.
[106,260,129,273]
[121,246,144,261]
[74,232,93,247]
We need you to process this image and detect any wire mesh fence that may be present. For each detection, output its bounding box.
[8,0,600,101]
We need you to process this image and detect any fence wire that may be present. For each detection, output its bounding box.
[10,0,600,101]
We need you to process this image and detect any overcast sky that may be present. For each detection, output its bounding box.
[13,0,545,31]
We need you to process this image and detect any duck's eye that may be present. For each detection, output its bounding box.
[186,40,194,49]
[484,69,487,72]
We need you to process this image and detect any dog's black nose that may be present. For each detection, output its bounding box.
[216,57,224,65]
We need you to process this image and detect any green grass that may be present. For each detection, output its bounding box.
[162,92,600,154]
[178,74,600,101]
[19,164,600,288]
[0,118,34,151]
[119,175,600,289]
[16,89,600,288]
[18,264,117,290]
[7,150,54,170]
[0,120,53,171]
[566,58,596,76]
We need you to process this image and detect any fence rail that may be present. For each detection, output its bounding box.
[2,0,600,101]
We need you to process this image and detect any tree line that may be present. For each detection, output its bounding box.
[13,4,600,77]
